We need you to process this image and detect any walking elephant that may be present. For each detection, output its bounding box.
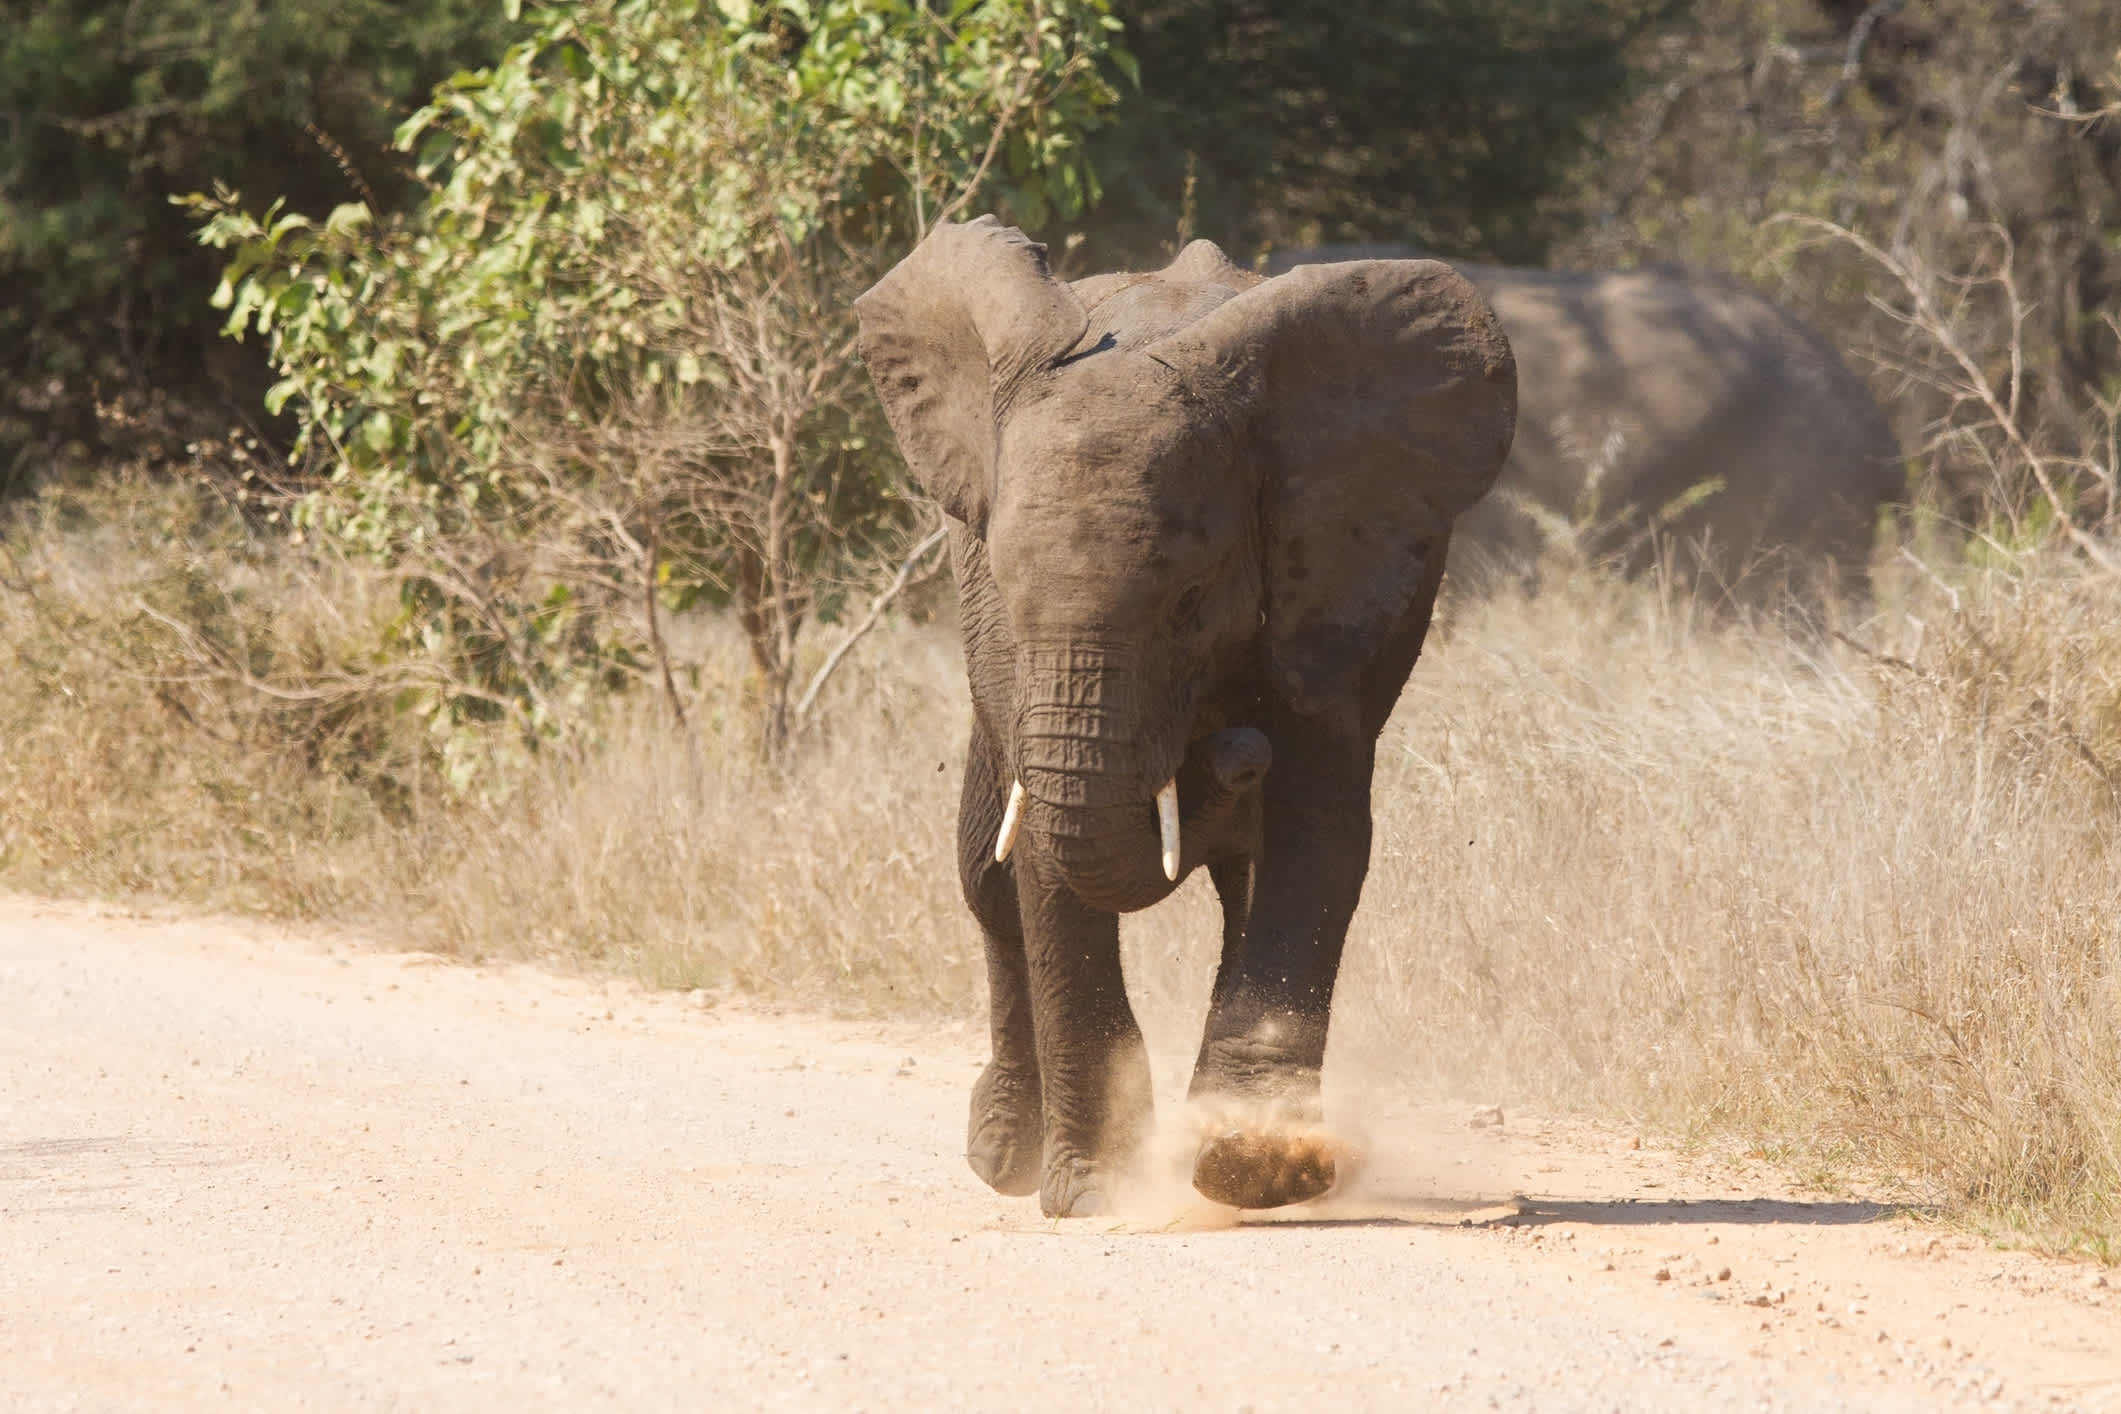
[1269,246,1902,600]
[855,218,1515,1217]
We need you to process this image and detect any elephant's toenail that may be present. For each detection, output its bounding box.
[1067,1188,1108,1217]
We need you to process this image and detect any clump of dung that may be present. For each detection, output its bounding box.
[1170,1096,1365,1213]
[1091,1071,1370,1226]
[1191,1124,1339,1209]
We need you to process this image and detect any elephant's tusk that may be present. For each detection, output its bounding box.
[1157,779,1180,881]
[995,780,1027,863]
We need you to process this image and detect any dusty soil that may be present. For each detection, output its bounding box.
[3,897,2116,1412]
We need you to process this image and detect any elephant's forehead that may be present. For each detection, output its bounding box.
[1004,365,1194,464]
[1068,278,1239,356]
[993,400,1242,570]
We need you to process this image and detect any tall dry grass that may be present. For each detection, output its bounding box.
[5,472,2120,1252]
[0,473,974,1006]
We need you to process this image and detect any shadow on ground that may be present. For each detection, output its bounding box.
[1233,1194,1925,1232]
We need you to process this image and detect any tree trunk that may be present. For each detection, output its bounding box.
[756,424,802,758]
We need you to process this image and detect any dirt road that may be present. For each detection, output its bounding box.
[3,898,2116,1412]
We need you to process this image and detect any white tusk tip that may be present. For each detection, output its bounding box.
[995,780,1027,864]
[1155,779,1181,883]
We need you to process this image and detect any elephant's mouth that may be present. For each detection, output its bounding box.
[997,727,1271,912]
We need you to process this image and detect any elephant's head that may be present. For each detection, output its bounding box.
[856,218,1514,910]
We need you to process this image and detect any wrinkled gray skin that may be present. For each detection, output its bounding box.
[1269,246,1902,600]
[856,219,1515,1217]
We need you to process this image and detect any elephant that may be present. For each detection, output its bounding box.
[854,217,1515,1217]
[1267,246,1902,601]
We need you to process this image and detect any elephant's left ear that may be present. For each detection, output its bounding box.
[1147,260,1517,716]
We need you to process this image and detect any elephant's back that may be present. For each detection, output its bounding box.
[1457,263,1899,588]
[1470,263,1891,456]
[1468,265,1800,427]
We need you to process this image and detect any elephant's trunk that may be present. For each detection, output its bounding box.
[1011,643,1186,910]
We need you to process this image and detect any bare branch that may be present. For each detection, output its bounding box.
[792,521,949,726]
[1778,213,2121,578]
[1821,0,1905,111]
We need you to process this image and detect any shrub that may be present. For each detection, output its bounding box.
[188,0,1127,754]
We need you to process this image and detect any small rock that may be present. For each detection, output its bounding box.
[1654,1268,1672,1282]
[1468,1105,1504,1129]
[687,989,713,1010]
[2084,1273,2110,1290]
[1716,1267,1732,1282]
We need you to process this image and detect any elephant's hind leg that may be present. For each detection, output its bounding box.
[960,715,1042,1197]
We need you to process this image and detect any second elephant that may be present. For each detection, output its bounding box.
[1269,247,1902,600]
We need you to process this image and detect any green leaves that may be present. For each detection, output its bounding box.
[186,0,1128,749]
[2,0,512,468]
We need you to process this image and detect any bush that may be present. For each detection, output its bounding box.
[189,0,1126,755]
[0,0,508,482]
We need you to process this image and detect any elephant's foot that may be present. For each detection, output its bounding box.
[966,1061,1042,1197]
[1187,1030,1335,1208]
[1035,1041,1155,1218]
[1192,1126,1337,1209]
[1038,1152,1118,1218]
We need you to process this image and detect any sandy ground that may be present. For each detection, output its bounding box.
[2,897,2117,1412]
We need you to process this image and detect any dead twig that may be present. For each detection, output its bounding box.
[792,520,949,729]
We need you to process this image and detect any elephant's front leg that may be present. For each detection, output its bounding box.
[1187,715,1375,1207]
[959,715,1042,1197]
[1014,835,1154,1218]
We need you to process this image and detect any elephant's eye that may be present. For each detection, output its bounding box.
[1172,584,1206,626]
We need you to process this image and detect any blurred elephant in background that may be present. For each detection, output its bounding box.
[1268,246,1903,602]
[856,219,1514,1217]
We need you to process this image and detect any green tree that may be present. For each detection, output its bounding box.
[1075,0,1684,268]
[0,0,507,484]
[192,0,1126,755]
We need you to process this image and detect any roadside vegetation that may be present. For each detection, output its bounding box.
[4,0,2121,1256]
[9,456,2121,1256]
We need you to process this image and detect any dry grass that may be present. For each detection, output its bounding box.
[6,473,2121,1254]
[1354,567,2121,1254]
[0,473,974,1007]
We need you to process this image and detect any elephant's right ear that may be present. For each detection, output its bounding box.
[855,217,1089,533]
